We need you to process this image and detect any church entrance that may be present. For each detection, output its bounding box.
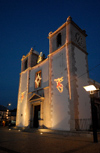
[29,93,44,128]
[33,105,40,128]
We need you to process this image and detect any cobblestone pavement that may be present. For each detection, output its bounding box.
[0,127,100,153]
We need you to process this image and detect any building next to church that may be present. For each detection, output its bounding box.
[16,16,93,131]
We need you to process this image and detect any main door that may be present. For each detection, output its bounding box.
[33,105,40,128]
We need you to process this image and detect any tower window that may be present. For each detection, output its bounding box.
[25,59,28,70]
[57,33,62,47]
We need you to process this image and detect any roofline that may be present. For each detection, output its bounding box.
[48,16,87,39]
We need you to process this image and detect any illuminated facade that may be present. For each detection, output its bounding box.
[16,16,91,131]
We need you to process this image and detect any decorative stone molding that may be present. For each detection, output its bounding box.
[30,48,33,53]
[67,16,72,21]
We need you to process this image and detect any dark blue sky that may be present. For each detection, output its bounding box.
[0,0,100,109]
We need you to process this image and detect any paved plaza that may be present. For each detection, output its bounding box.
[0,127,100,153]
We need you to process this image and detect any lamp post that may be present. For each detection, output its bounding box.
[83,85,98,143]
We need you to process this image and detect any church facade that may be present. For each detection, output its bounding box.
[16,16,91,131]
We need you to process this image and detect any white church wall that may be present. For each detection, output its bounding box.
[16,71,30,127]
[43,87,51,128]
[74,47,91,119]
[29,59,49,93]
[51,48,70,131]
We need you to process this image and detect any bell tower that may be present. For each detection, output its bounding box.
[21,48,39,72]
[66,16,91,130]
[16,48,39,127]
[48,16,91,131]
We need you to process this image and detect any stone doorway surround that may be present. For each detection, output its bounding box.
[29,93,44,128]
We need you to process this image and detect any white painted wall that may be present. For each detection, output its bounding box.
[29,60,49,93]
[43,88,51,128]
[29,60,50,128]
[51,48,70,131]
[16,71,30,127]
[74,47,91,119]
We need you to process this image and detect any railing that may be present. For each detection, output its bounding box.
[75,119,92,131]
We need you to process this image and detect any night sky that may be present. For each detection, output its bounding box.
[0,0,100,109]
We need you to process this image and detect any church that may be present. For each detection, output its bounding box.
[16,16,92,131]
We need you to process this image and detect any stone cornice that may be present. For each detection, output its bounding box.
[48,16,87,39]
[48,43,66,57]
[21,52,32,61]
[43,86,49,89]
[48,41,88,57]
[29,97,44,102]
[21,48,39,61]
[20,67,31,75]
[20,56,48,74]
[67,41,88,55]
[48,22,66,39]
[67,19,87,37]
[31,58,48,70]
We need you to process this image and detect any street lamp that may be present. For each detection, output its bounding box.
[6,103,11,125]
[7,103,11,106]
[83,85,98,143]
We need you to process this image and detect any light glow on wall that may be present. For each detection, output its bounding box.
[66,46,71,99]
[21,91,25,103]
[54,77,63,93]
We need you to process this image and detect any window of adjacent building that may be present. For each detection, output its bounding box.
[57,33,62,47]
[35,71,42,88]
